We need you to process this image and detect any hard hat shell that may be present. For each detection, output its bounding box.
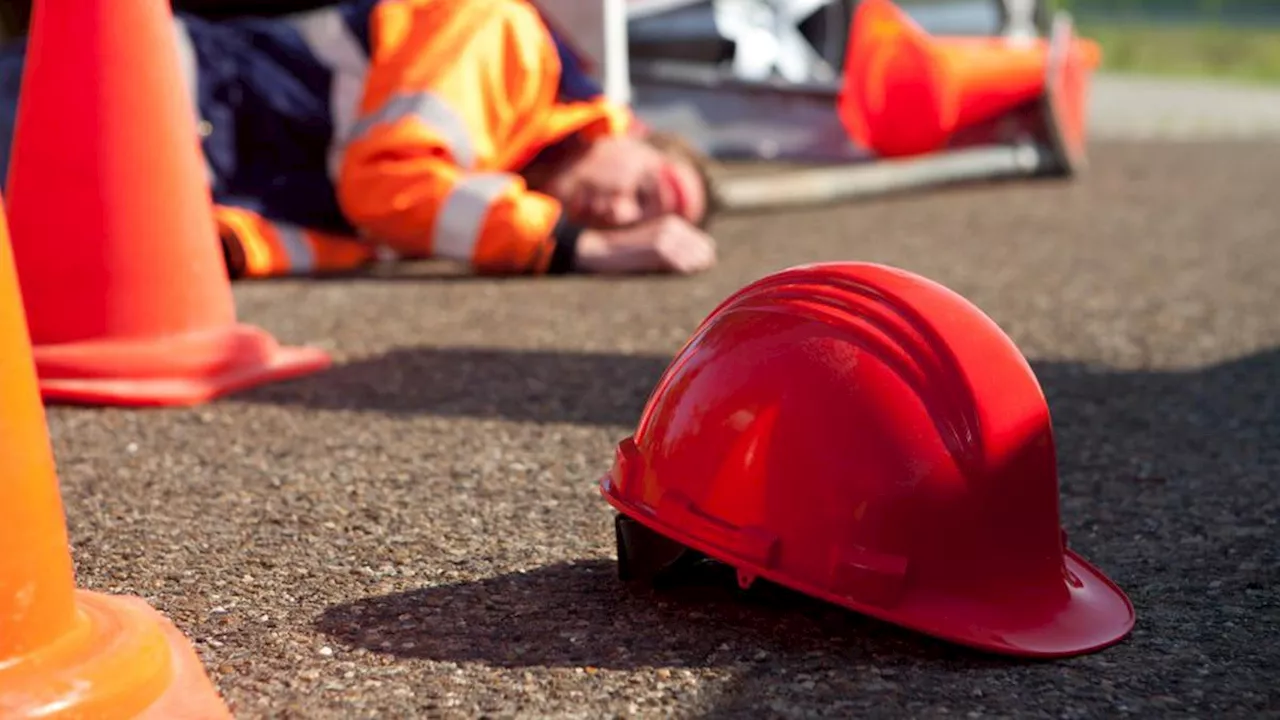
[601,262,1134,658]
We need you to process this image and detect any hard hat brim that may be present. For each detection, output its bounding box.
[604,487,1135,659]
[883,548,1136,658]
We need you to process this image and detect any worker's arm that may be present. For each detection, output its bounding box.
[336,0,583,274]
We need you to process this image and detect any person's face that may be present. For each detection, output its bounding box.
[541,136,707,229]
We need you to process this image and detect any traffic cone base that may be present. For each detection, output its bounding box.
[0,591,232,719]
[134,594,237,720]
[1,189,230,715]
[34,324,331,407]
[1040,14,1093,175]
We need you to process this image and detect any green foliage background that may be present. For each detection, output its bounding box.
[1050,0,1280,84]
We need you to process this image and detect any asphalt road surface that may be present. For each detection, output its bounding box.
[46,136,1279,718]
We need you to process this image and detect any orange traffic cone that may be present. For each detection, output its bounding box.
[3,0,331,407]
[0,197,233,718]
[838,0,1102,158]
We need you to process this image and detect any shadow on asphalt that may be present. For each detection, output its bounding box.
[314,558,1019,671]
[233,345,673,427]
[254,259,688,284]
[303,346,1279,713]
[290,260,554,284]
[234,341,1280,454]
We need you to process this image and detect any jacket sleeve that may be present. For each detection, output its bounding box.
[336,0,576,274]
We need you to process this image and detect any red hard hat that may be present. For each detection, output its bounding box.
[601,262,1135,657]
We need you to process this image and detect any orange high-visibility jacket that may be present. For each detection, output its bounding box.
[176,0,635,277]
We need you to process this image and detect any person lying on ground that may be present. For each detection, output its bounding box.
[0,0,719,277]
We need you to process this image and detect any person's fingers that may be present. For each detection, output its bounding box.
[689,232,717,271]
[575,218,717,275]
[676,246,708,273]
[698,228,717,251]
[666,235,715,274]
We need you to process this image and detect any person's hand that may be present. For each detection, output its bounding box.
[574,215,717,275]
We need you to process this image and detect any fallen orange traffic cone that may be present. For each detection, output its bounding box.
[3,0,331,407]
[838,0,1102,158]
[0,196,233,718]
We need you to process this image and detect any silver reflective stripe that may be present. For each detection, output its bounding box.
[347,92,476,169]
[173,18,215,185]
[274,222,317,274]
[327,75,368,179]
[432,173,517,261]
[286,7,370,179]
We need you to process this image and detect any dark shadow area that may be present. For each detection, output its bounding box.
[315,559,1017,671]
[308,346,1279,715]
[288,259,698,285]
[285,260,502,285]
[232,346,673,427]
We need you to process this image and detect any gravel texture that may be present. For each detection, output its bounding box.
[45,140,1279,718]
